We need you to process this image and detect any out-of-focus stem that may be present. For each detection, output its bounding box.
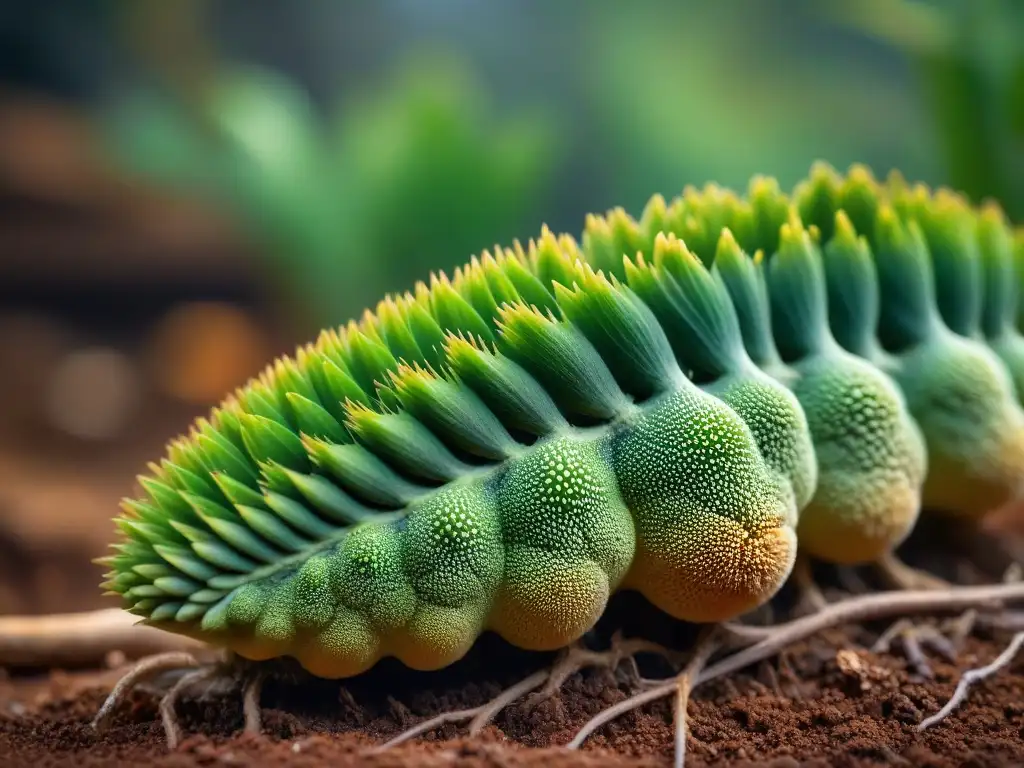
[0,608,205,667]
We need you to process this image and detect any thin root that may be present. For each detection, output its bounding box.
[468,671,548,734]
[918,630,1024,730]
[525,631,677,707]
[367,669,548,753]
[943,609,978,650]
[564,582,1024,755]
[876,553,949,591]
[159,666,221,750]
[92,651,200,733]
[672,630,719,768]
[835,566,871,596]
[567,629,719,755]
[92,650,265,750]
[1004,563,1022,584]
[791,555,828,615]
[243,671,266,736]
[872,619,956,678]
[369,631,676,753]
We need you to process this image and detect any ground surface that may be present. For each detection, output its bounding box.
[1,621,1023,768]
[1,432,1023,768]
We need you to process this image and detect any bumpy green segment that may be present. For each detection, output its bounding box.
[613,389,797,622]
[586,162,1024,530]
[104,162,1024,679]
[978,205,1024,403]
[793,163,1024,518]
[764,215,926,562]
[102,221,798,677]
[583,186,926,564]
[622,231,817,512]
[580,208,818,519]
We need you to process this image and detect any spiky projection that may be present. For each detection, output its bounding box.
[583,186,926,565]
[794,164,1024,517]
[102,232,797,678]
[102,163,1023,679]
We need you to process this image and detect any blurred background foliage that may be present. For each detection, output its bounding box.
[820,0,1024,221]
[0,0,1020,613]
[104,50,558,328]
[92,0,1024,331]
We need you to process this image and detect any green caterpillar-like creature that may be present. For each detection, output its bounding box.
[101,164,1023,680]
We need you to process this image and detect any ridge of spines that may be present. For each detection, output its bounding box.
[819,210,885,361]
[871,204,944,350]
[106,161,1024,631]
[712,234,788,375]
[106,229,679,623]
[388,361,519,461]
[764,209,834,362]
[891,182,982,338]
[977,202,1017,339]
[442,331,569,437]
[621,231,749,380]
[552,262,682,399]
[495,302,632,420]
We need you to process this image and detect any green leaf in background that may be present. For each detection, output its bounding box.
[818,0,1024,219]
[579,1,937,210]
[332,51,558,298]
[100,51,558,332]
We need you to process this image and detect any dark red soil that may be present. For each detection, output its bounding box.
[1,623,1023,768]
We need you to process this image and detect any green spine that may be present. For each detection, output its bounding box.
[102,162,1024,679]
[102,223,797,677]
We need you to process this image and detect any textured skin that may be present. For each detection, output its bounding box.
[489,435,634,650]
[102,164,1024,678]
[706,366,817,514]
[791,164,1024,521]
[633,213,924,566]
[186,397,789,677]
[614,389,797,623]
[894,334,1024,516]
[788,354,926,562]
[990,334,1024,407]
[103,232,800,677]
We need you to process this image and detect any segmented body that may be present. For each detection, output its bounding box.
[103,164,1024,678]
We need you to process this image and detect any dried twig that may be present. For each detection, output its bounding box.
[918,631,1024,730]
[0,608,204,667]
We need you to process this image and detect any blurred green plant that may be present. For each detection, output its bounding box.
[577,1,937,211]
[576,0,1022,222]
[819,0,1024,219]
[102,53,557,330]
